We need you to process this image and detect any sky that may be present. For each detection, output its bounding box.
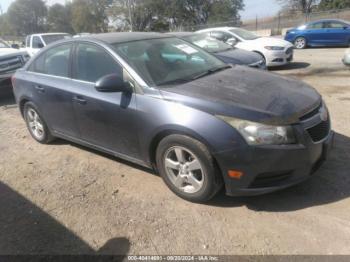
[0,0,281,20]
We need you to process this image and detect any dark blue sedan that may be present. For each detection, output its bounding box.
[12,33,333,202]
[285,19,350,49]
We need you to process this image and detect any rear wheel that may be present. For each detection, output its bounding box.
[156,134,222,203]
[294,37,307,49]
[24,102,54,144]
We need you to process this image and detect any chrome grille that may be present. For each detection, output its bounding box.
[0,56,23,73]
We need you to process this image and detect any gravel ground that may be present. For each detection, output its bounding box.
[0,47,350,255]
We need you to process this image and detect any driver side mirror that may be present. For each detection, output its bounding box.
[226,38,238,46]
[95,74,133,93]
[37,43,44,49]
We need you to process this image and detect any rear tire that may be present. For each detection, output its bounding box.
[294,37,307,49]
[156,134,222,203]
[24,102,54,144]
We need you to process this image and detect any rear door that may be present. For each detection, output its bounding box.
[26,43,80,137]
[71,42,141,159]
[323,21,349,45]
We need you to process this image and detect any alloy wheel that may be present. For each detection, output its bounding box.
[295,38,306,49]
[27,108,45,140]
[164,146,204,194]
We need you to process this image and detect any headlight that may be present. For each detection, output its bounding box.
[217,116,296,145]
[264,46,284,51]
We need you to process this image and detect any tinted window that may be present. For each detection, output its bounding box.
[307,22,324,29]
[29,44,71,77]
[325,22,346,29]
[75,43,122,83]
[32,36,44,49]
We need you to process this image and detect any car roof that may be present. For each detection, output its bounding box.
[167,32,195,38]
[30,33,70,36]
[308,19,349,24]
[80,32,172,44]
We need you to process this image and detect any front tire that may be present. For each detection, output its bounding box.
[294,37,307,49]
[156,134,222,203]
[24,102,54,144]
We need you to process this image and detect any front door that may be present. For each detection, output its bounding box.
[71,42,141,159]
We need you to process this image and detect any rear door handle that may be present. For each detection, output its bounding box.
[73,96,87,105]
[34,85,45,93]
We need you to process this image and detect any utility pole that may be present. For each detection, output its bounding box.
[128,0,133,32]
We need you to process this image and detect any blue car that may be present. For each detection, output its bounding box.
[285,19,350,49]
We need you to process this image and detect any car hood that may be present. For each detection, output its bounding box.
[159,66,321,125]
[245,37,293,48]
[214,48,262,65]
[0,48,25,55]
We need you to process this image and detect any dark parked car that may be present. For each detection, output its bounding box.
[285,19,350,49]
[168,32,266,69]
[13,33,333,202]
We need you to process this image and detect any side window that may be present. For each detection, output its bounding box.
[29,44,72,77]
[75,43,122,83]
[32,36,44,49]
[325,22,346,29]
[210,31,232,42]
[307,22,324,29]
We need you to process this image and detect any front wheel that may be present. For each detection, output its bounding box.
[156,134,222,203]
[294,37,307,49]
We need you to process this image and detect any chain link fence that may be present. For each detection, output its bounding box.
[176,8,350,35]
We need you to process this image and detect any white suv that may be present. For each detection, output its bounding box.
[197,27,294,67]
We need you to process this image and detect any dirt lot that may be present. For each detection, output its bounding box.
[0,48,350,255]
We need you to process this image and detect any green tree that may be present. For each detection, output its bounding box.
[318,0,350,10]
[276,0,319,14]
[47,3,75,34]
[0,14,14,36]
[7,0,47,35]
[72,0,111,33]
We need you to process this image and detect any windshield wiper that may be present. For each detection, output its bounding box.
[191,65,231,80]
[158,78,193,86]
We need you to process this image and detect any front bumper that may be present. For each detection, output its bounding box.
[213,111,334,196]
[266,48,294,67]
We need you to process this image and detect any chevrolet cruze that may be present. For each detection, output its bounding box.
[12,33,333,202]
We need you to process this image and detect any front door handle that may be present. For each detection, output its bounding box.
[73,96,87,105]
[34,85,45,93]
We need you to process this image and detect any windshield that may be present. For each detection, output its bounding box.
[0,40,10,48]
[42,34,71,45]
[184,34,233,53]
[229,28,259,40]
[113,37,226,87]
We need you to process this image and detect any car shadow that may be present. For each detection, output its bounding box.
[207,132,350,212]
[0,181,130,257]
[269,62,310,71]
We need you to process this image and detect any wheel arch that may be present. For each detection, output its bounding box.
[148,127,219,172]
